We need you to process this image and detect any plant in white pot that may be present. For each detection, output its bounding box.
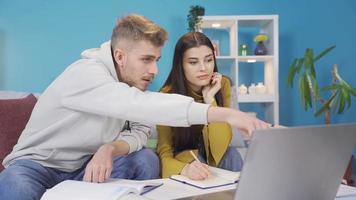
[187,5,205,32]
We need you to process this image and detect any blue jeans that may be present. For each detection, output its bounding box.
[218,146,243,171]
[0,148,159,200]
[199,146,243,172]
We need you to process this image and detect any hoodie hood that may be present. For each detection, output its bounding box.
[80,41,118,81]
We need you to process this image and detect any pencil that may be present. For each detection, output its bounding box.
[189,150,211,177]
[189,150,201,163]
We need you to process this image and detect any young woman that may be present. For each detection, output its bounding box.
[157,32,243,180]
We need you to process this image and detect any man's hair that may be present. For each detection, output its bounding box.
[111,14,168,49]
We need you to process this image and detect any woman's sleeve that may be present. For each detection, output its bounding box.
[156,125,188,178]
[221,76,232,108]
[204,76,233,166]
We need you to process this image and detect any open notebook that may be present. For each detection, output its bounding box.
[170,166,240,189]
[40,179,163,200]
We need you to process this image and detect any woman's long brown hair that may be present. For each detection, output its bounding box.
[161,32,224,155]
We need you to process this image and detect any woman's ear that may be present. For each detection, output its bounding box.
[113,48,125,69]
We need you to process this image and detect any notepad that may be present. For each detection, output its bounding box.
[40,179,163,200]
[170,166,240,189]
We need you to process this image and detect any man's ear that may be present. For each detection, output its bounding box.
[113,48,126,69]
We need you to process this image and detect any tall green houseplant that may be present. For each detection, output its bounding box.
[287,46,356,124]
[187,5,205,32]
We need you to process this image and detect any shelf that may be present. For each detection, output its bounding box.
[201,15,279,124]
[238,55,274,63]
[201,16,236,29]
[216,56,236,60]
[201,20,235,29]
[237,15,277,27]
[237,94,275,103]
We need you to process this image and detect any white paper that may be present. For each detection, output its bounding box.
[336,184,356,198]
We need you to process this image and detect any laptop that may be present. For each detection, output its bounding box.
[177,123,356,200]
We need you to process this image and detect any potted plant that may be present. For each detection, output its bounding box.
[187,5,205,32]
[287,45,356,124]
[287,46,356,185]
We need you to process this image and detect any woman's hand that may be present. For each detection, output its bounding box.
[180,161,211,180]
[202,72,222,104]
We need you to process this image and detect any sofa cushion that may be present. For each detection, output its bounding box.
[0,94,37,170]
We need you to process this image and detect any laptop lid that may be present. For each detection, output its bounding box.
[234,123,356,200]
[175,123,356,200]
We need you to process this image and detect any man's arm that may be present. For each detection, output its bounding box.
[207,106,271,137]
[83,121,151,183]
[114,121,151,154]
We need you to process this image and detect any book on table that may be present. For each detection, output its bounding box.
[336,184,356,198]
[40,179,163,200]
[170,166,240,189]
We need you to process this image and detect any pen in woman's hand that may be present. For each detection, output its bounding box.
[189,150,211,177]
[189,150,201,163]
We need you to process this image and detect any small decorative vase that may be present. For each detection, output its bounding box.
[248,83,257,95]
[239,44,248,56]
[256,82,267,94]
[238,84,248,95]
[254,41,267,55]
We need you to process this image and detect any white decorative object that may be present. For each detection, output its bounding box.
[248,83,257,95]
[238,84,248,95]
[256,82,267,94]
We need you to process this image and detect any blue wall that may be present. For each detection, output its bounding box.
[1,0,355,126]
[1,1,356,158]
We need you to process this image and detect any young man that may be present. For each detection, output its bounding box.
[0,14,270,200]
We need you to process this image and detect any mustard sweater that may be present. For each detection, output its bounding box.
[157,77,233,178]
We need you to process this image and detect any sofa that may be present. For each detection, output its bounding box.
[0,91,39,171]
[0,90,247,171]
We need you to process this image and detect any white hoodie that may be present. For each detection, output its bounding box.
[3,41,210,172]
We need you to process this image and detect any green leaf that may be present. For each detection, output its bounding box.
[304,48,313,70]
[299,75,307,110]
[314,92,337,117]
[303,74,312,109]
[330,91,338,110]
[287,59,298,88]
[340,86,351,108]
[337,92,345,114]
[306,49,316,79]
[339,79,356,96]
[321,84,338,91]
[296,58,304,73]
[310,61,316,79]
[312,76,320,113]
[314,45,336,62]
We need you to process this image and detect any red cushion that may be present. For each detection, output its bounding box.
[0,94,37,171]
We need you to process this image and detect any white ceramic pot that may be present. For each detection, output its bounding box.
[248,83,257,95]
[238,84,248,95]
[256,82,267,94]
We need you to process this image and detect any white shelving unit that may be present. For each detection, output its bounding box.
[201,15,279,124]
